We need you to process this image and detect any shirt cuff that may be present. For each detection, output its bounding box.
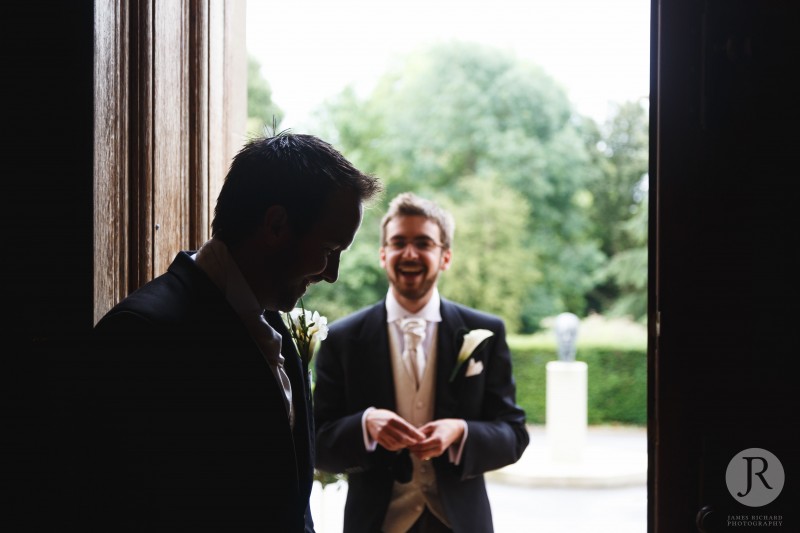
[448,420,468,465]
[362,406,377,452]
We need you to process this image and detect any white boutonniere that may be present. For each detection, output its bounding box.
[449,328,494,382]
[281,299,328,368]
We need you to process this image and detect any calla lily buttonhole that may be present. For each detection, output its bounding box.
[449,328,494,382]
[282,299,328,367]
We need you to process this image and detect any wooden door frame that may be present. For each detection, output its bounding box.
[92,0,246,323]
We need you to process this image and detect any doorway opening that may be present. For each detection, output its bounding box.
[246,1,650,531]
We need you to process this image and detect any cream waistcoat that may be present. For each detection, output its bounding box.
[382,323,451,533]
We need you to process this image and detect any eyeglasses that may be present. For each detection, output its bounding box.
[384,237,445,253]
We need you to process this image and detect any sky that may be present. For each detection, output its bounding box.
[246,0,650,129]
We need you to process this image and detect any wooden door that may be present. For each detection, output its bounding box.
[652,0,799,531]
[93,0,246,322]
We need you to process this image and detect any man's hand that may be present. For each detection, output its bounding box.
[408,419,465,461]
[365,409,426,451]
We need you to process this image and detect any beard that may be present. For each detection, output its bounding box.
[390,262,439,302]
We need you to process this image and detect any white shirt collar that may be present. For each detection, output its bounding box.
[191,237,264,324]
[191,238,292,428]
[385,287,442,323]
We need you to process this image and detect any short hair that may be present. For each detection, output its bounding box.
[211,132,382,245]
[380,192,455,249]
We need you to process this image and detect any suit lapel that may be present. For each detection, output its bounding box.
[435,298,468,415]
[356,302,397,410]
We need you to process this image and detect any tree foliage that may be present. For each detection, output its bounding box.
[436,176,537,333]
[246,55,283,137]
[580,101,649,320]
[249,41,649,331]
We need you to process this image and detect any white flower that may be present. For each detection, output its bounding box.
[282,300,328,367]
[449,328,494,382]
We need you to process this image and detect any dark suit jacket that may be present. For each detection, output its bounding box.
[59,252,315,532]
[313,298,529,533]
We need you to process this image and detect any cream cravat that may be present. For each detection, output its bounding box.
[248,314,294,429]
[400,317,427,388]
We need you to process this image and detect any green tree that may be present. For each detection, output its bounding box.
[436,177,537,333]
[247,55,283,136]
[284,42,649,330]
[314,41,606,332]
[602,191,648,321]
[580,100,649,320]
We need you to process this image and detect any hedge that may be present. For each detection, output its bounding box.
[509,338,647,426]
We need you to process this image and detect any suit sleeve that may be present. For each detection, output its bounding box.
[455,318,530,480]
[313,327,377,474]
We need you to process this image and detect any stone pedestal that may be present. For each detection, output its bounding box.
[545,360,588,463]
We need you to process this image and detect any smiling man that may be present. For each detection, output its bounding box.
[314,192,529,533]
[74,133,381,532]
